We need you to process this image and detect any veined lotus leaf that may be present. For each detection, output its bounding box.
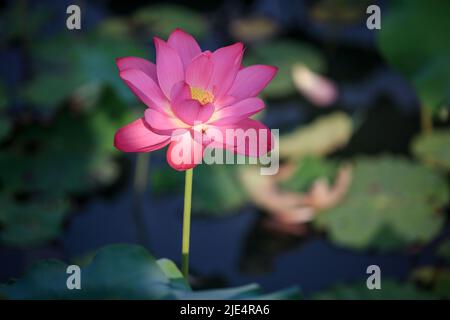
[313,280,434,300]
[156,258,189,291]
[412,129,450,172]
[244,40,325,98]
[132,4,207,39]
[280,112,353,160]
[0,244,300,300]
[314,156,448,251]
[378,0,450,115]
[151,163,248,215]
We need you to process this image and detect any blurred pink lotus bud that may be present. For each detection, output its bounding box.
[292,64,338,107]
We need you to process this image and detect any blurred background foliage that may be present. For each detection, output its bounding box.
[0,0,449,299]
[378,0,450,116]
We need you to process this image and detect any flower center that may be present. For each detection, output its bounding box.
[190,87,214,105]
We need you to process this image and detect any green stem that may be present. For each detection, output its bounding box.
[181,168,193,279]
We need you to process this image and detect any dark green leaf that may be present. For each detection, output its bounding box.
[25,31,147,110]
[0,244,300,300]
[378,0,450,114]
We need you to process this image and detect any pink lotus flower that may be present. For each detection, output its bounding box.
[114,29,277,170]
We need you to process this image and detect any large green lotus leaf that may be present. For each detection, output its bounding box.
[156,258,190,292]
[25,29,146,110]
[378,0,450,114]
[155,259,298,299]
[177,284,300,300]
[151,163,248,215]
[412,129,450,172]
[1,87,130,195]
[23,35,83,109]
[279,156,339,193]
[313,280,434,300]
[74,34,147,104]
[0,244,300,300]
[0,195,69,248]
[23,72,84,109]
[0,244,170,299]
[244,40,325,98]
[315,156,448,251]
[132,4,207,39]
[0,88,132,247]
[280,112,353,160]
